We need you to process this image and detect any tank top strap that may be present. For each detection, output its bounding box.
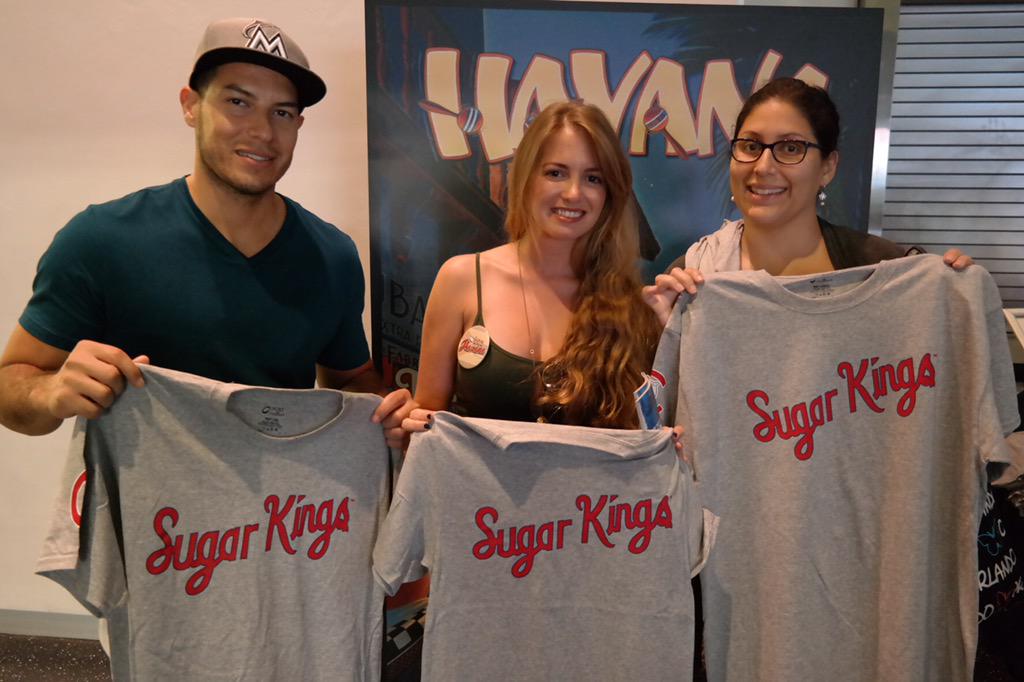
[473,252,485,326]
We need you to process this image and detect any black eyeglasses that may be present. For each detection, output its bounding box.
[730,138,822,165]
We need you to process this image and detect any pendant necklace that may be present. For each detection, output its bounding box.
[517,245,537,363]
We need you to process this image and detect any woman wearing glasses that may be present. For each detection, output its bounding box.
[643,77,970,323]
[642,76,980,681]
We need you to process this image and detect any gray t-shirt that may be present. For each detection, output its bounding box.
[37,365,389,681]
[650,254,1021,681]
[373,413,716,681]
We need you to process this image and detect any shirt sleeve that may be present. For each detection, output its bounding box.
[976,282,1022,488]
[984,303,1021,440]
[316,230,372,372]
[683,221,739,274]
[676,458,718,578]
[36,419,126,616]
[372,490,427,595]
[19,208,107,350]
[683,238,706,271]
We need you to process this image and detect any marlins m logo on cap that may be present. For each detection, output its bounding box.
[189,17,327,107]
[243,21,288,60]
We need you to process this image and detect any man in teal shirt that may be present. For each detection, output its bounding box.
[0,17,411,443]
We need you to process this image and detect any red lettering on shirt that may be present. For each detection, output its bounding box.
[70,470,87,527]
[470,495,674,578]
[144,493,352,596]
[144,507,261,596]
[746,352,937,459]
[472,506,572,578]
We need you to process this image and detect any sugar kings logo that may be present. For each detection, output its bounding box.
[472,494,673,578]
[145,494,351,596]
[745,352,937,460]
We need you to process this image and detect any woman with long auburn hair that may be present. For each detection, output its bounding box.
[404,100,661,430]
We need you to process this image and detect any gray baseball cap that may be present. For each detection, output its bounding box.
[189,18,326,107]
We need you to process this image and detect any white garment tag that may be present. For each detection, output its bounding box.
[256,404,286,434]
[781,269,874,299]
[457,325,490,369]
[784,274,841,298]
[226,390,343,438]
[806,276,834,298]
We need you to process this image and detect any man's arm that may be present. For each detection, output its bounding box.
[317,360,382,394]
[317,361,413,449]
[0,325,147,436]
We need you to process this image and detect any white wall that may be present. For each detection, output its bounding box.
[0,0,856,630]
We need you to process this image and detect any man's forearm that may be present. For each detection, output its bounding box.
[0,364,63,436]
[342,367,386,395]
[317,360,386,395]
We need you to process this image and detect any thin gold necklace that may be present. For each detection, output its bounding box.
[517,245,537,362]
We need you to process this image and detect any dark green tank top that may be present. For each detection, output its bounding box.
[450,253,538,422]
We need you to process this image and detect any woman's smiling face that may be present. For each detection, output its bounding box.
[730,98,837,232]
[527,125,608,245]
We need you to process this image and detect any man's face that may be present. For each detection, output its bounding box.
[183,62,304,197]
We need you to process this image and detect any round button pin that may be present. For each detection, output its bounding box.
[457,325,490,369]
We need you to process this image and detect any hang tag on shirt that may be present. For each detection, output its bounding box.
[633,372,667,429]
[457,325,490,368]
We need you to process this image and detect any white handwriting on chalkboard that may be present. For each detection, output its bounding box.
[978,548,1017,590]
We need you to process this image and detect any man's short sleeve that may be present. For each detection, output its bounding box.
[316,230,371,372]
[20,209,106,350]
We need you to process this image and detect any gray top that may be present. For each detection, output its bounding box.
[37,365,389,681]
[672,217,913,274]
[373,413,716,681]
[650,254,1021,681]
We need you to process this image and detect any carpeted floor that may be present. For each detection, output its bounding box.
[0,634,110,681]
[0,631,1019,680]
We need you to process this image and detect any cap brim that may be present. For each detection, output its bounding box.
[190,48,326,107]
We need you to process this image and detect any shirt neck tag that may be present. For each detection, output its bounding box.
[807,276,834,299]
[457,325,490,369]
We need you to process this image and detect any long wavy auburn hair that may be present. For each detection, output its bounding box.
[505,101,661,429]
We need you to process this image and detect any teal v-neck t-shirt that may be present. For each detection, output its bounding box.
[21,178,369,388]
